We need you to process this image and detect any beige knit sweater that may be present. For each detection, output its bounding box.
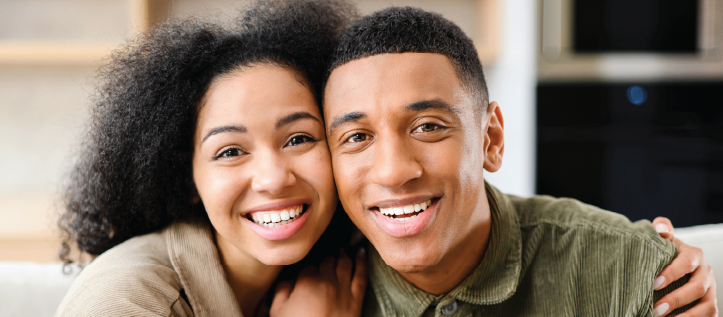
[55,221,247,317]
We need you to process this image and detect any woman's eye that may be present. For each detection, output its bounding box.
[215,148,243,159]
[413,123,443,133]
[345,133,370,143]
[286,135,316,147]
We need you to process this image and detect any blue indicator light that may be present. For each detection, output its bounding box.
[627,85,647,105]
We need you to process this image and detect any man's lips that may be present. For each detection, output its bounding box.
[370,195,437,209]
[377,199,432,220]
[367,195,441,238]
[370,198,439,237]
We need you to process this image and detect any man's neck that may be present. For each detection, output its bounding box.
[215,231,282,317]
[397,190,493,295]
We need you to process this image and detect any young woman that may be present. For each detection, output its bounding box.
[56,1,364,316]
[55,0,716,316]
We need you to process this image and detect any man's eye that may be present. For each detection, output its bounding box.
[413,123,443,133]
[215,148,244,159]
[286,135,316,147]
[345,133,370,143]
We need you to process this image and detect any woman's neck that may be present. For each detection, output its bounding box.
[214,231,283,317]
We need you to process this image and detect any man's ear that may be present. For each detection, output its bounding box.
[482,101,504,173]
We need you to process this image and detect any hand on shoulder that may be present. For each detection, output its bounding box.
[270,248,368,317]
[652,217,718,317]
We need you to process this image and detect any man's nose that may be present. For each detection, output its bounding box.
[250,150,296,195]
[368,135,423,189]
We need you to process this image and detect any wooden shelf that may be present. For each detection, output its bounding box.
[475,0,499,65]
[0,0,169,65]
[0,41,113,65]
[0,0,498,65]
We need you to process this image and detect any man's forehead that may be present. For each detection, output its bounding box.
[322,52,463,117]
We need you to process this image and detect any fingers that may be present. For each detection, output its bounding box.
[654,264,713,316]
[655,238,704,290]
[319,256,336,280]
[653,217,674,241]
[351,247,368,302]
[667,279,717,317]
[298,265,318,279]
[336,249,353,287]
[270,280,293,316]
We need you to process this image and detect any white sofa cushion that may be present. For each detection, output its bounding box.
[0,262,79,317]
[675,223,723,313]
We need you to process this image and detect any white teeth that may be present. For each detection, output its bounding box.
[270,213,281,223]
[250,205,305,225]
[379,200,434,218]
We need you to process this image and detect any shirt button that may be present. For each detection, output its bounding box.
[441,300,458,316]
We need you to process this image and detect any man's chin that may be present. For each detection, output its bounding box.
[388,263,433,274]
[377,249,443,274]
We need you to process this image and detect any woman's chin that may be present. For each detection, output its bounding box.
[253,246,309,266]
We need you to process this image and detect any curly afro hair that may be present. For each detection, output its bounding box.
[327,6,489,114]
[59,0,358,263]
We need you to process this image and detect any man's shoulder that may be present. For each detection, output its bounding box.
[55,226,186,317]
[508,193,675,257]
[498,194,679,315]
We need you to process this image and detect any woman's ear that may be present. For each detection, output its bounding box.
[191,186,201,204]
[482,101,504,173]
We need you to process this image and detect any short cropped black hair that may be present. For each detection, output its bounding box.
[327,6,489,113]
[59,0,356,263]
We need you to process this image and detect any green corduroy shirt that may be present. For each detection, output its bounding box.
[363,183,691,317]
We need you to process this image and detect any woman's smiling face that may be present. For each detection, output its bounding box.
[192,65,337,265]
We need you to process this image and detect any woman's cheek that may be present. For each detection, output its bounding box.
[200,166,245,219]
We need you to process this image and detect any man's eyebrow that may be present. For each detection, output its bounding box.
[406,99,460,115]
[201,125,247,143]
[276,112,322,129]
[328,112,366,135]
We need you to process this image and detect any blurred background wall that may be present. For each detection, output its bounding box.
[1,0,720,262]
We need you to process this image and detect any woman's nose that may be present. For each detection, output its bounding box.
[250,150,297,195]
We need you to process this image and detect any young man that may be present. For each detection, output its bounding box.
[322,7,717,316]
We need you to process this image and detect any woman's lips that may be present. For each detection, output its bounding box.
[244,204,310,240]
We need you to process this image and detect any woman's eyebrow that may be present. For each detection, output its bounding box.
[275,111,322,129]
[201,125,247,143]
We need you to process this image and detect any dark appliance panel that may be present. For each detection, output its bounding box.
[537,82,723,227]
[573,0,699,53]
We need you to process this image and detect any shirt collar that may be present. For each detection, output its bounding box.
[368,182,523,315]
[166,221,245,317]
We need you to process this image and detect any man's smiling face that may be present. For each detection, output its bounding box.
[324,52,500,274]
